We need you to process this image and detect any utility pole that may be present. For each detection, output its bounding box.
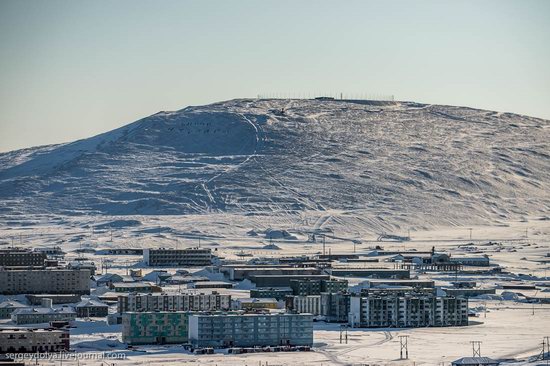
[536,336,549,361]
[339,325,348,344]
[399,335,409,359]
[322,235,326,257]
[471,341,482,357]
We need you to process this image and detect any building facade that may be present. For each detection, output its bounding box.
[250,287,293,300]
[122,312,189,345]
[349,292,468,328]
[0,268,91,295]
[236,298,279,310]
[320,292,350,322]
[292,296,321,315]
[290,279,348,296]
[11,307,77,325]
[0,248,47,267]
[117,292,231,313]
[0,328,70,353]
[188,312,313,348]
[143,248,212,267]
[75,299,109,317]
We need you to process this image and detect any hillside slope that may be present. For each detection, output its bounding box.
[1,98,549,232]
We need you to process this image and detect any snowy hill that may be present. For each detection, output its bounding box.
[1,98,549,232]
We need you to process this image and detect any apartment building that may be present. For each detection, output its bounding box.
[122,312,189,345]
[0,328,70,353]
[11,306,77,325]
[188,312,314,348]
[0,248,46,267]
[0,268,91,295]
[75,299,109,317]
[320,292,351,322]
[348,292,468,328]
[143,248,212,266]
[290,279,348,296]
[292,295,321,315]
[250,287,293,300]
[117,292,231,313]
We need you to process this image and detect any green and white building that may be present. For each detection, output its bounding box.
[122,312,189,345]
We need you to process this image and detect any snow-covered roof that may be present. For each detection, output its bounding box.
[12,306,76,315]
[75,299,108,308]
[452,357,499,365]
[0,299,26,309]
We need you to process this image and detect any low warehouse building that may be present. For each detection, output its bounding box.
[11,306,76,325]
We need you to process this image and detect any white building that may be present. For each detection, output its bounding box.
[292,295,321,315]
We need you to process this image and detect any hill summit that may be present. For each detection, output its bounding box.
[1,98,549,232]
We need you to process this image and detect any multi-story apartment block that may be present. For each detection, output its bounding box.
[292,295,321,315]
[0,268,91,295]
[0,248,46,267]
[143,248,212,267]
[290,279,348,296]
[117,292,231,313]
[321,279,349,293]
[290,279,320,296]
[320,292,351,322]
[250,287,293,300]
[348,292,468,328]
[0,328,70,353]
[122,312,189,345]
[188,312,313,348]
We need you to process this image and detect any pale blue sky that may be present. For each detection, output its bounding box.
[1,0,549,152]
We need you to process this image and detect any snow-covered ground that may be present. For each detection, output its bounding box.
[0,218,548,365]
[0,99,549,365]
[1,99,549,231]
